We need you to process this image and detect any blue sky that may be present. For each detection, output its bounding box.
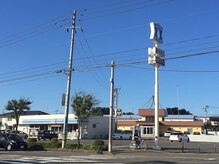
[0,0,219,116]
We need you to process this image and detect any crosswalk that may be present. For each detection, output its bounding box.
[0,154,125,163]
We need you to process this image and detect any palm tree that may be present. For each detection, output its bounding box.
[5,97,32,132]
[71,91,99,146]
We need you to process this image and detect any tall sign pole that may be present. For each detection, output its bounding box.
[148,22,165,150]
[62,10,77,149]
[154,63,159,139]
[108,61,115,153]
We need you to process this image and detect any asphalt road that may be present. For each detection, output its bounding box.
[0,148,218,163]
[0,138,218,163]
[69,137,219,153]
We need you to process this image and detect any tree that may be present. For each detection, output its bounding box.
[122,112,134,115]
[89,107,109,116]
[5,97,32,132]
[71,91,99,146]
[166,107,192,115]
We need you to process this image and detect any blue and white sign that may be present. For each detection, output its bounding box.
[150,22,163,45]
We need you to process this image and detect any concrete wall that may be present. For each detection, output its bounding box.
[189,134,219,142]
[86,116,112,139]
[171,127,202,134]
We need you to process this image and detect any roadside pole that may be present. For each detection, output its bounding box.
[108,61,115,153]
[62,10,76,149]
[148,22,165,150]
[154,63,159,139]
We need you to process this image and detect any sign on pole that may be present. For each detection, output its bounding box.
[150,22,163,45]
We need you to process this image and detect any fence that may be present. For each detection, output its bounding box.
[145,140,219,153]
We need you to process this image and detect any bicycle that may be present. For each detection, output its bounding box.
[129,139,147,150]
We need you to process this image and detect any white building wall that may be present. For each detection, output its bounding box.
[165,118,193,122]
[1,114,111,139]
[19,114,77,123]
[86,115,113,139]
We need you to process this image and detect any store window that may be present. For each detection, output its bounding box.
[143,126,154,134]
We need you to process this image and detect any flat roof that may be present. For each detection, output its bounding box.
[118,115,141,119]
[165,115,194,119]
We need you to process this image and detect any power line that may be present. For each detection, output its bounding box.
[75,33,109,89]
[165,50,219,60]
[0,49,219,85]
[72,33,219,63]
[84,0,173,20]
[162,33,219,47]
[76,50,219,70]
[0,18,70,48]
[0,69,61,84]
[0,61,68,76]
[165,39,219,52]
[0,17,69,43]
[167,45,219,56]
[0,74,60,87]
[81,31,109,83]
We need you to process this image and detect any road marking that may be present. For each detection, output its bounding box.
[0,154,125,163]
[206,158,216,161]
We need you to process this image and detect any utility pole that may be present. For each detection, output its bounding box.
[62,10,77,149]
[114,88,118,118]
[108,61,115,153]
[177,85,180,115]
[204,105,209,134]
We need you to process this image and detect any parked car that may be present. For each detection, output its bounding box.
[37,130,58,140]
[6,130,28,139]
[0,133,28,151]
[184,131,191,135]
[169,132,190,142]
[112,130,132,140]
[0,130,7,133]
[164,131,172,137]
[193,132,200,135]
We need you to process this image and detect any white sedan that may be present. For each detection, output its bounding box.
[169,132,190,142]
[112,130,132,140]
[164,131,171,137]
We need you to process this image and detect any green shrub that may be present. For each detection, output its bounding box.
[47,142,61,148]
[96,148,103,154]
[65,144,81,149]
[27,138,37,144]
[80,145,93,150]
[46,140,61,148]
[50,138,59,144]
[92,140,107,154]
[28,144,45,151]
[93,140,105,146]
[100,144,108,151]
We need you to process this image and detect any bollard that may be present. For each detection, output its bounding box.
[198,143,200,153]
[214,144,216,153]
[182,142,184,153]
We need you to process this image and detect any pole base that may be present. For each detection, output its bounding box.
[153,145,162,150]
[153,137,161,150]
